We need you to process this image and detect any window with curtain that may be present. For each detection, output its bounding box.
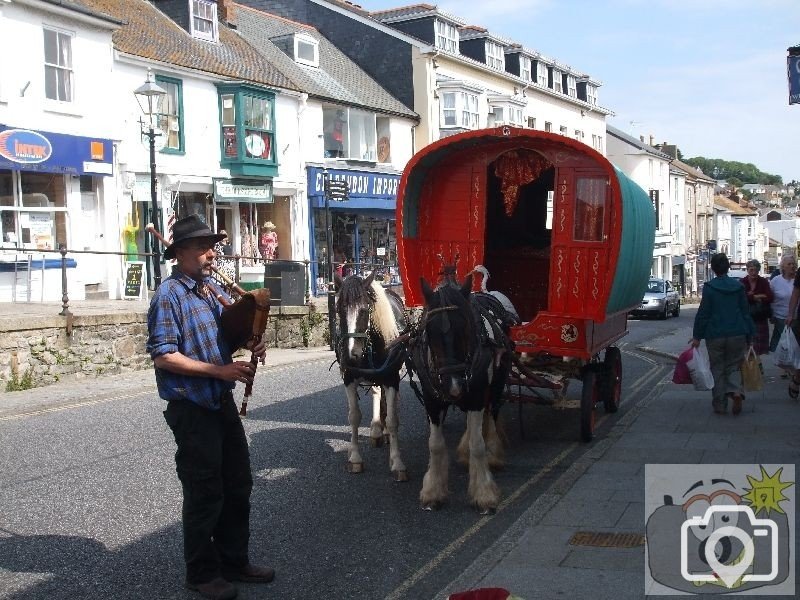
[574,177,606,242]
[191,0,217,42]
[43,28,73,102]
[460,92,478,128]
[436,20,458,53]
[243,95,273,160]
[442,92,456,126]
[156,76,183,151]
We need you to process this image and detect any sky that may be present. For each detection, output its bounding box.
[352,0,800,183]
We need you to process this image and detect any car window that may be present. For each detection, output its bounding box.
[665,282,672,291]
[648,281,664,293]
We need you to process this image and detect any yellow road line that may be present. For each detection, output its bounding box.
[385,443,577,600]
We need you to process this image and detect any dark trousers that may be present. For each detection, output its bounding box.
[163,394,253,584]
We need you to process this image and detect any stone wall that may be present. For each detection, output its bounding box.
[0,305,329,392]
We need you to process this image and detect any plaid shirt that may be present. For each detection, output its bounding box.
[147,269,233,410]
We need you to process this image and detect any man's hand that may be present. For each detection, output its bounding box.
[246,340,267,365]
[217,361,257,384]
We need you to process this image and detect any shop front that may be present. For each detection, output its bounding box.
[0,124,114,301]
[307,166,400,295]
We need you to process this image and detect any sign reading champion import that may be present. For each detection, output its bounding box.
[0,124,114,175]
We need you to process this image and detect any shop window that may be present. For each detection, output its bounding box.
[0,171,67,249]
[217,85,277,177]
[574,177,606,242]
[43,27,73,102]
[323,106,378,161]
[156,75,184,152]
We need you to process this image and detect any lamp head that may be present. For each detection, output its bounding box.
[134,68,167,118]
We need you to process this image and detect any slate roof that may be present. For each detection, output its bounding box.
[369,3,465,26]
[234,5,417,119]
[607,125,673,160]
[65,0,300,91]
[670,158,716,183]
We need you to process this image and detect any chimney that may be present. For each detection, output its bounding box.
[218,0,236,29]
[649,134,655,146]
[639,135,645,143]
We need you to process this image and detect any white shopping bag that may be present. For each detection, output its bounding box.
[774,327,800,370]
[687,344,714,391]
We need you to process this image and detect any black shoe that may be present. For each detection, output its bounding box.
[222,563,275,584]
[186,577,237,600]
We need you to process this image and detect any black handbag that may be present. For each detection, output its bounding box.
[750,300,772,321]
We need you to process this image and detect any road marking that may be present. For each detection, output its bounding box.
[385,443,577,600]
[387,347,665,599]
[0,359,333,422]
[0,392,150,421]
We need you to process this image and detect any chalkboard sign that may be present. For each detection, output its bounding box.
[123,261,145,299]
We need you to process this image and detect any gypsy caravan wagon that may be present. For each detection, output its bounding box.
[396,127,655,442]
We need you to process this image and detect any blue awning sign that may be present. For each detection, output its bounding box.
[0,124,114,175]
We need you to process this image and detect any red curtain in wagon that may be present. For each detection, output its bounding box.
[574,177,606,242]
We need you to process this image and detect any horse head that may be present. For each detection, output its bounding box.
[420,270,474,400]
[336,271,378,364]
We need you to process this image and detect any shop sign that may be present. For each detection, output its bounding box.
[307,167,399,200]
[0,124,113,175]
[214,178,273,202]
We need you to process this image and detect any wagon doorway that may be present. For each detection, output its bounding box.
[483,149,554,322]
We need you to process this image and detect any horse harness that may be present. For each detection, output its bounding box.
[406,291,511,406]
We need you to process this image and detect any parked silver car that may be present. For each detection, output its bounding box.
[630,278,680,319]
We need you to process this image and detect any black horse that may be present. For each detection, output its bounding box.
[409,266,513,512]
[335,271,409,481]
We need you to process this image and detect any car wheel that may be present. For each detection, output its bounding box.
[672,302,680,317]
[659,304,668,320]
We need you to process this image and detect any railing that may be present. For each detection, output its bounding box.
[314,259,402,295]
[0,245,312,313]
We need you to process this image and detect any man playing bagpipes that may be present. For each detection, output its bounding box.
[146,215,273,600]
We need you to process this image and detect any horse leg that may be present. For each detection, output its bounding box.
[345,382,364,473]
[466,410,500,513]
[483,408,506,470]
[456,420,470,468]
[384,384,408,482]
[420,420,449,509]
[369,385,384,447]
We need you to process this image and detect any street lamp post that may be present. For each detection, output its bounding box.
[134,69,167,289]
[322,170,349,350]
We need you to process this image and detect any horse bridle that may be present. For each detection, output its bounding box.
[337,300,376,369]
[421,296,472,381]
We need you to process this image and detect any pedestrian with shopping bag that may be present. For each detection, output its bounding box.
[690,253,755,415]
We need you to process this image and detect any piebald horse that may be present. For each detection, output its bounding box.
[335,271,409,481]
[410,265,513,512]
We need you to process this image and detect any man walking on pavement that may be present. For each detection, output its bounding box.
[147,215,274,600]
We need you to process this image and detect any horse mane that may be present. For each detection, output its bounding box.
[369,280,399,341]
[337,274,399,342]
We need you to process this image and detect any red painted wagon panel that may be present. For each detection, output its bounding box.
[397,127,651,360]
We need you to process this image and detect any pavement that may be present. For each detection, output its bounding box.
[2,301,798,598]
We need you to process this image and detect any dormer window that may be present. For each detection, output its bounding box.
[519,56,532,82]
[586,85,598,105]
[486,41,504,70]
[550,67,562,93]
[191,0,218,42]
[536,62,547,86]
[295,33,319,67]
[565,74,577,98]
[436,20,458,53]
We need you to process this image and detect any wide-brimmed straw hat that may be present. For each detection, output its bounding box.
[164,214,225,259]
[262,221,276,230]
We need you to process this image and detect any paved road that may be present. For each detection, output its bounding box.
[0,313,687,599]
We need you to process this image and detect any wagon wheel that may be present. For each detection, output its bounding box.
[580,368,598,442]
[600,347,622,413]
